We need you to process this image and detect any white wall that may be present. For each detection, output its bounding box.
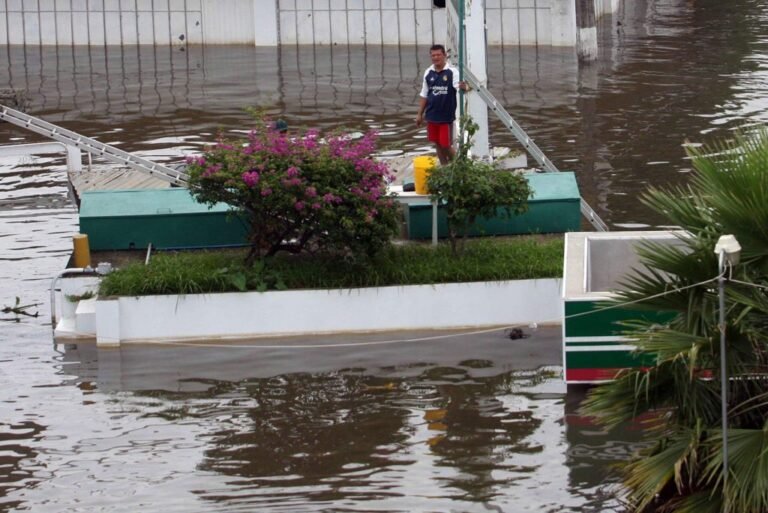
[93,279,563,345]
[0,0,625,47]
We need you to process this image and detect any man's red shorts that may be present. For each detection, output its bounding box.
[427,122,453,148]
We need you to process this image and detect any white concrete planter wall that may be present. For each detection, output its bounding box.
[92,278,562,346]
[0,0,623,47]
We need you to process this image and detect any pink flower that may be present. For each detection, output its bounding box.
[294,201,305,211]
[261,188,273,197]
[242,171,260,187]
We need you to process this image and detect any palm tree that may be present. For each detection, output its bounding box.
[581,128,768,512]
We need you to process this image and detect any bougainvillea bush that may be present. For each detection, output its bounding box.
[186,125,399,265]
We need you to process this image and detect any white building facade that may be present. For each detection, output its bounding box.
[0,0,622,47]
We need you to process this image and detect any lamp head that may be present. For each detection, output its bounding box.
[714,234,741,266]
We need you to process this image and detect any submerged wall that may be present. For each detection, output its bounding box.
[0,0,623,47]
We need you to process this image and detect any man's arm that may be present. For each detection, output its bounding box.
[415,97,427,127]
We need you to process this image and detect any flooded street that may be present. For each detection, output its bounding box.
[2,0,768,510]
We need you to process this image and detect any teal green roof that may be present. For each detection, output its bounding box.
[525,172,580,202]
[79,188,234,218]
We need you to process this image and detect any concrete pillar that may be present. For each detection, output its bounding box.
[464,0,490,158]
[66,145,82,173]
[253,0,279,46]
[575,0,598,61]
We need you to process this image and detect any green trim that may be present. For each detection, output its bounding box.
[564,300,674,338]
[565,340,627,346]
[566,349,656,369]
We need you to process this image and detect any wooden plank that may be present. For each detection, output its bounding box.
[68,164,171,204]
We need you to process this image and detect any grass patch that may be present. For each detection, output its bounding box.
[99,236,564,297]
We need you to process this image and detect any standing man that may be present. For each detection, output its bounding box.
[415,44,468,165]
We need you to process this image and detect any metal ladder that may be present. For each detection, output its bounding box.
[462,68,608,232]
[0,104,189,186]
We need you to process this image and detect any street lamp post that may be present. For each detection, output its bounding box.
[714,234,741,508]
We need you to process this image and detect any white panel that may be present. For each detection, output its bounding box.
[397,9,416,44]
[364,9,381,44]
[186,11,202,44]
[329,0,344,9]
[518,8,537,45]
[72,0,87,10]
[56,12,74,46]
[23,12,41,45]
[187,0,201,10]
[364,0,380,8]
[0,14,7,45]
[501,7,519,45]
[535,8,551,45]
[136,10,154,43]
[329,10,347,44]
[169,0,185,10]
[136,0,152,10]
[201,0,254,44]
[89,0,104,11]
[295,10,313,44]
[154,0,169,10]
[313,0,329,9]
[170,11,186,43]
[551,0,576,45]
[313,8,332,44]
[40,0,55,10]
[7,13,23,44]
[347,9,364,44]
[279,10,297,44]
[40,12,58,44]
[486,7,502,45]
[280,0,296,10]
[519,0,535,7]
[120,0,135,10]
[380,9,397,44]
[432,7,445,42]
[89,10,106,44]
[296,0,311,9]
[71,12,89,44]
[399,0,414,8]
[381,0,396,8]
[56,0,72,9]
[103,12,121,44]
[154,11,170,44]
[254,0,279,45]
[121,10,139,44]
[7,0,21,10]
[104,0,119,10]
[486,0,500,7]
[414,9,431,46]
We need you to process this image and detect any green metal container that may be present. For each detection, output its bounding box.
[405,172,581,239]
[79,188,249,250]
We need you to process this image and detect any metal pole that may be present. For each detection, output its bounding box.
[458,0,465,120]
[718,250,729,509]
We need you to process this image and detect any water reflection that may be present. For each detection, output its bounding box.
[49,339,622,512]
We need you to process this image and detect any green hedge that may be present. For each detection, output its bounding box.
[99,236,564,297]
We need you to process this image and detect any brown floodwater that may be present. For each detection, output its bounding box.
[1,0,768,510]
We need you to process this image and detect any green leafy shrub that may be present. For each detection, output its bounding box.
[426,117,532,255]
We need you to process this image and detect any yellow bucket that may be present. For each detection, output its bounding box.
[413,156,438,195]
[73,233,91,268]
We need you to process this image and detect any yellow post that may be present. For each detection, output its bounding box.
[73,233,91,268]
